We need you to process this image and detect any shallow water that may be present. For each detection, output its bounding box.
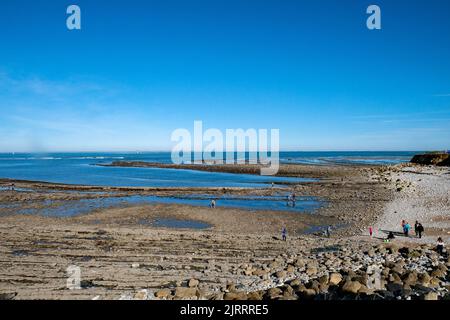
[7,193,323,217]
[0,186,35,192]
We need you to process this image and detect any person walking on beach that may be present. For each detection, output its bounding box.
[415,221,424,239]
[291,192,296,207]
[326,225,332,238]
[281,227,287,241]
[403,222,411,237]
[210,199,216,209]
[369,226,373,237]
[436,237,445,255]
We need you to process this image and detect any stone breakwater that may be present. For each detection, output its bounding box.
[111,241,450,301]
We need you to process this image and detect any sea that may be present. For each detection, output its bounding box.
[0,151,417,188]
[0,151,419,219]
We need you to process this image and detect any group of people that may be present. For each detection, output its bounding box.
[210,195,445,256]
[400,220,424,238]
[397,220,445,255]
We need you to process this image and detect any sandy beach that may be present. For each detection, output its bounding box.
[0,162,449,300]
[371,164,450,243]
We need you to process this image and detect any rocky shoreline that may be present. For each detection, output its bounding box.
[150,241,450,301]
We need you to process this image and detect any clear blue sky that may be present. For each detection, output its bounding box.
[1,0,449,152]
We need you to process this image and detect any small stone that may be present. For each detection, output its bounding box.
[431,269,446,279]
[134,289,149,300]
[252,269,269,277]
[418,273,432,286]
[294,258,306,268]
[305,266,318,276]
[266,287,283,299]
[429,277,441,288]
[402,271,418,286]
[286,265,295,273]
[298,287,316,297]
[318,275,329,286]
[155,288,172,299]
[226,283,236,292]
[329,273,343,286]
[289,279,301,287]
[174,287,197,299]
[246,291,263,300]
[423,292,438,301]
[188,279,199,287]
[224,291,248,300]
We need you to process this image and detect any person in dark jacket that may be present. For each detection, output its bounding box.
[437,237,445,255]
[415,221,424,238]
[281,227,287,241]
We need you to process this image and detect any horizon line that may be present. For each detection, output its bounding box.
[0,150,436,154]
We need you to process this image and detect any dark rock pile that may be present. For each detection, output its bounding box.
[410,153,450,166]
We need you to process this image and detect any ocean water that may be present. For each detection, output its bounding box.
[0,151,416,188]
[279,151,418,165]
